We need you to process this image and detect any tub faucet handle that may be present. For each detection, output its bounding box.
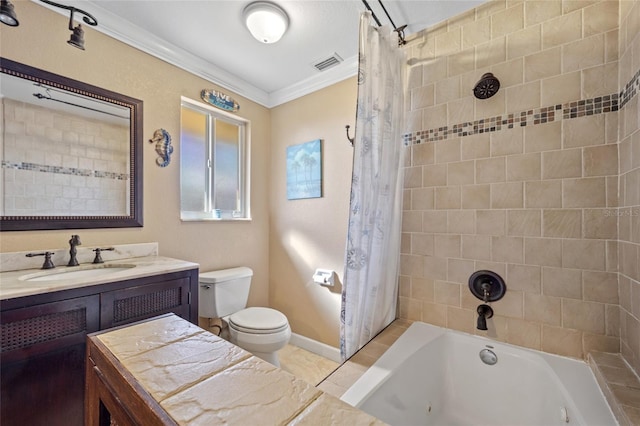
[481,282,491,302]
[469,270,507,303]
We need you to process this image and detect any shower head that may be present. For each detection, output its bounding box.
[473,73,500,100]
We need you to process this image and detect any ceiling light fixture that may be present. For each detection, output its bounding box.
[243,1,288,44]
[0,0,19,26]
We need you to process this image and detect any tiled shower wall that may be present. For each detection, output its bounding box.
[399,0,639,374]
[618,0,640,376]
[1,98,129,216]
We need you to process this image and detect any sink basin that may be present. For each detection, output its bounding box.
[21,264,136,282]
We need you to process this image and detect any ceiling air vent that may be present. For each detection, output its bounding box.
[312,53,343,72]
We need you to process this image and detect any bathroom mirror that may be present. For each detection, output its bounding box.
[0,58,143,231]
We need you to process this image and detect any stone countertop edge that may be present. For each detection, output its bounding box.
[0,255,199,301]
[91,314,386,426]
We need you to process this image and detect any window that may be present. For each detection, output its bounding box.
[180,97,250,221]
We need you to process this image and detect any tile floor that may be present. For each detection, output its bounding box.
[201,317,413,397]
[198,316,342,386]
[316,319,412,398]
[278,344,340,386]
[280,320,412,396]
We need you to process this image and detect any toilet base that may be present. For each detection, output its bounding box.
[251,350,281,367]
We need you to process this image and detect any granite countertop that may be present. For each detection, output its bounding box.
[0,255,199,300]
[92,314,384,425]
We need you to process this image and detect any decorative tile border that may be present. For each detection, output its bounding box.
[620,68,640,110]
[403,94,619,145]
[1,161,129,181]
[403,68,640,145]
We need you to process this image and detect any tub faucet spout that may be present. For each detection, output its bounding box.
[476,304,493,331]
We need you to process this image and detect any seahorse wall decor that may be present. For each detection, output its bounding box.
[149,128,173,167]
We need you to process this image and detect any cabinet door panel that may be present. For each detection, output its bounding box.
[1,294,99,363]
[100,278,191,329]
[1,343,86,426]
[1,295,99,426]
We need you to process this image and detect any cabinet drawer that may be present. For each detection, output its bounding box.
[0,295,100,363]
[100,278,191,329]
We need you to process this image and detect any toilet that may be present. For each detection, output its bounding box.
[198,267,291,366]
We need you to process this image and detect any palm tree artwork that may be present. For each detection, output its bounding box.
[286,139,322,200]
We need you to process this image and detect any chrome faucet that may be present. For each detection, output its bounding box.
[67,235,81,266]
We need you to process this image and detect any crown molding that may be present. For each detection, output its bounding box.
[34,0,269,106]
[33,0,357,109]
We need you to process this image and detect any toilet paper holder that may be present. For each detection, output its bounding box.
[313,269,335,286]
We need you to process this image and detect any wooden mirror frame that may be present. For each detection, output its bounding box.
[0,58,143,231]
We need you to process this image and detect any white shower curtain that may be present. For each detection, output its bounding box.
[340,11,406,361]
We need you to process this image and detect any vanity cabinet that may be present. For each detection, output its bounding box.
[0,268,198,426]
[100,277,192,329]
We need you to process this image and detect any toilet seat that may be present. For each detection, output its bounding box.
[228,307,289,334]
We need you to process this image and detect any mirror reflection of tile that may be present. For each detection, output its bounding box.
[2,98,129,216]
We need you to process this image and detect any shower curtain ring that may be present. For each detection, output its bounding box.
[346,125,355,146]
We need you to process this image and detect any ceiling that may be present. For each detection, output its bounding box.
[37,0,484,107]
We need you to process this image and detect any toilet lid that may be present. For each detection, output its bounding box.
[228,307,289,333]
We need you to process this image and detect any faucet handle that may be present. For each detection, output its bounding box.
[481,282,491,302]
[92,247,115,264]
[26,251,55,269]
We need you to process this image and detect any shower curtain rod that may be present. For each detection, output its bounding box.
[346,0,406,146]
[32,83,129,119]
[361,0,407,46]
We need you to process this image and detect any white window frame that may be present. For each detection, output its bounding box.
[179,96,251,221]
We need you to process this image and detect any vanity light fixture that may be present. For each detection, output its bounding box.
[0,0,98,50]
[40,0,98,50]
[243,1,288,44]
[0,0,19,26]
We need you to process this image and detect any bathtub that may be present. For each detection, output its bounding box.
[340,322,617,426]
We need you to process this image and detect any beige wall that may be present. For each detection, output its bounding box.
[618,0,640,376]
[399,0,640,367]
[270,78,357,346]
[0,2,271,307]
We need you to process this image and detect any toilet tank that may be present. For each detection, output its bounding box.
[199,267,253,318]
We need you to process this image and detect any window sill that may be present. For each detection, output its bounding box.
[180,214,252,222]
[181,218,252,222]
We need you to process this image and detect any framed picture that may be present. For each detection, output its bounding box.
[286,139,322,200]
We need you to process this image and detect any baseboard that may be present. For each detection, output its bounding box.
[289,333,342,363]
